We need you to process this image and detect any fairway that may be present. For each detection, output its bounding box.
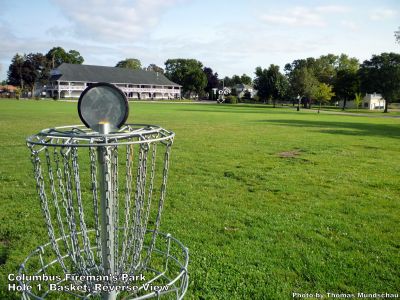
[0,100,399,299]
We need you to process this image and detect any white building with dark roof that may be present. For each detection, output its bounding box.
[45,63,181,100]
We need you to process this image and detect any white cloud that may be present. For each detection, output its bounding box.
[260,5,351,27]
[315,5,351,13]
[51,0,181,43]
[261,7,325,27]
[369,8,397,20]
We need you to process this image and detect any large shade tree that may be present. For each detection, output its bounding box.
[46,47,84,68]
[254,64,287,106]
[359,52,400,113]
[334,69,360,110]
[115,58,142,70]
[8,53,49,95]
[7,54,27,89]
[165,59,207,98]
[287,66,319,100]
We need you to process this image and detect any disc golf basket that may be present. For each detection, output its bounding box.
[18,83,189,299]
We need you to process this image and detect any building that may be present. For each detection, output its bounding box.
[232,83,257,98]
[44,63,181,100]
[362,93,385,110]
[338,93,386,110]
[0,85,18,98]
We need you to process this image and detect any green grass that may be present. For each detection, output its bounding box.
[315,106,400,116]
[0,100,399,299]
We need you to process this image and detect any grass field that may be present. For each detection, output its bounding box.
[0,100,399,299]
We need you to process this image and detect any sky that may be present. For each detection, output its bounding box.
[0,0,399,81]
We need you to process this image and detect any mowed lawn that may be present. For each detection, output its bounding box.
[0,100,399,299]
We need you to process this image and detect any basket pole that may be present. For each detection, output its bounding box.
[97,122,116,300]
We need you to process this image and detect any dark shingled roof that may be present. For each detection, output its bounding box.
[50,63,180,87]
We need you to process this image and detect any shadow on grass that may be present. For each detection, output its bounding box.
[257,119,400,139]
[180,105,298,114]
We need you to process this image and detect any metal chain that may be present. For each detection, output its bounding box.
[138,140,157,268]
[111,145,119,269]
[119,142,133,273]
[62,147,86,272]
[71,146,96,270]
[129,142,149,272]
[31,148,67,272]
[135,142,149,266]
[125,143,143,272]
[44,147,68,272]
[53,148,72,255]
[28,130,176,280]
[89,146,102,264]
[144,139,173,267]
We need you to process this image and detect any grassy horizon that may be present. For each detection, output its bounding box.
[0,100,399,299]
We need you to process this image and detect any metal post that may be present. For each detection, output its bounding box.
[297,95,300,111]
[97,122,116,300]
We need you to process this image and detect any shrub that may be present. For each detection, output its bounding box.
[225,95,238,104]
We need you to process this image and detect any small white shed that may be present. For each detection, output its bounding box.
[362,93,385,110]
[338,93,386,110]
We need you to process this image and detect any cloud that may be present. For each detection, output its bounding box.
[315,5,351,13]
[51,0,181,43]
[369,8,398,20]
[260,5,351,27]
[261,7,325,27]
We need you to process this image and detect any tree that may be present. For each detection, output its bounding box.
[313,54,338,85]
[203,67,219,100]
[285,57,324,108]
[254,65,288,106]
[222,74,252,87]
[8,52,49,96]
[222,76,234,87]
[240,74,252,85]
[354,92,362,109]
[231,75,241,85]
[7,54,26,89]
[314,83,335,111]
[253,67,268,102]
[359,52,400,113]
[146,64,164,74]
[334,69,360,110]
[336,54,359,73]
[46,47,83,68]
[395,26,400,44]
[289,67,318,100]
[164,59,207,98]
[115,58,141,70]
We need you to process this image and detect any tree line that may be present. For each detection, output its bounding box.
[6,46,400,112]
[161,53,400,113]
[7,47,84,95]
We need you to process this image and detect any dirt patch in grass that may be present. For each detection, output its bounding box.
[278,149,302,158]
